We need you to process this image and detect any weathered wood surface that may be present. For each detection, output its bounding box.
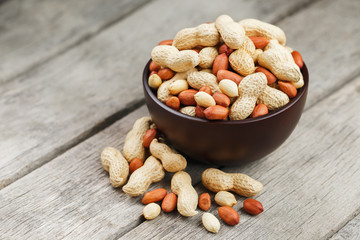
[120,76,360,240]
[0,0,149,83]
[0,0,313,189]
[330,213,360,240]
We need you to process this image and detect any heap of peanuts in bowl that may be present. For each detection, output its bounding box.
[101,15,305,234]
[148,15,304,120]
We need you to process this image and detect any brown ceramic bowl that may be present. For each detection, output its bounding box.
[143,60,308,165]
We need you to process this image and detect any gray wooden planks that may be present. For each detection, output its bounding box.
[330,213,360,240]
[0,0,313,188]
[119,74,360,240]
[0,0,149,83]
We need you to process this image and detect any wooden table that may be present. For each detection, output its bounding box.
[1,0,359,239]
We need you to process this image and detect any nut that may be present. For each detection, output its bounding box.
[199,193,211,211]
[162,193,177,213]
[230,72,267,120]
[204,105,229,120]
[187,70,220,93]
[180,106,196,117]
[199,47,218,68]
[149,61,161,72]
[101,147,129,187]
[291,50,304,68]
[158,68,175,80]
[202,213,221,233]
[151,45,200,72]
[199,85,212,95]
[143,203,161,220]
[169,79,189,95]
[129,157,143,174]
[212,53,229,75]
[143,128,157,148]
[148,74,162,89]
[250,104,269,118]
[166,96,181,110]
[243,198,263,215]
[178,89,198,106]
[195,105,206,119]
[202,168,263,197]
[255,67,277,84]
[217,70,242,85]
[194,92,216,108]
[158,39,173,45]
[218,206,239,226]
[257,85,289,110]
[171,171,198,217]
[173,23,219,50]
[219,79,239,97]
[142,188,167,204]
[149,139,187,172]
[215,191,237,207]
[249,36,270,49]
[278,80,297,98]
[215,15,245,49]
[218,43,233,56]
[229,48,256,76]
[123,116,152,161]
[212,92,231,108]
[122,156,165,196]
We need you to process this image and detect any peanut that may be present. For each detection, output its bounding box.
[218,206,239,225]
[218,43,233,56]
[202,213,221,233]
[292,77,304,89]
[194,92,216,108]
[255,67,277,84]
[180,106,196,117]
[199,85,212,95]
[142,188,167,204]
[243,198,263,215]
[129,157,143,174]
[101,147,129,187]
[143,203,161,220]
[212,53,229,75]
[173,23,220,50]
[239,18,286,45]
[168,79,188,95]
[149,61,161,72]
[249,36,270,49]
[178,89,198,106]
[291,50,304,68]
[278,80,297,98]
[215,191,237,207]
[202,168,263,197]
[166,96,180,110]
[162,193,177,213]
[151,45,199,72]
[199,193,211,211]
[212,92,231,108]
[148,74,162,89]
[230,72,267,120]
[123,116,152,162]
[198,47,218,69]
[157,69,196,102]
[158,39,173,45]
[252,48,263,63]
[219,79,239,97]
[258,40,302,82]
[251,104,268,118]
[217,70,242,85]
[229,48,256,76]
[195,105,206,119]
[158,68,175,80]
[149,70,157,76]
[171,171,198,217]
[122,156,165,196]
[149,139,187,172]
[257,85,289,110]
[187,69,220,93]
[215,15,245,49]
[204,105,229,120]
[143,128,157,148]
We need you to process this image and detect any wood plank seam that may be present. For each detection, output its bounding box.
[327,209,360,239]
[0,0,155,86]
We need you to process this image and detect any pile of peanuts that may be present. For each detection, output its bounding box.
[101,116,264,234]
[148,15,304,120]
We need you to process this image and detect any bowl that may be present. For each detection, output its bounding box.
[143,60,308,165]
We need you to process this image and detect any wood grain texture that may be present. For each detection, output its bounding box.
[0,0,149,83]
[330,213,360,240]
[0,0,313,188]
[119,73,360,240]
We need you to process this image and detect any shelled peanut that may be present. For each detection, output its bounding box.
[148,15,304,120]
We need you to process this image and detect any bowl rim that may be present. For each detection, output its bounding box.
[143,59,309,125]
